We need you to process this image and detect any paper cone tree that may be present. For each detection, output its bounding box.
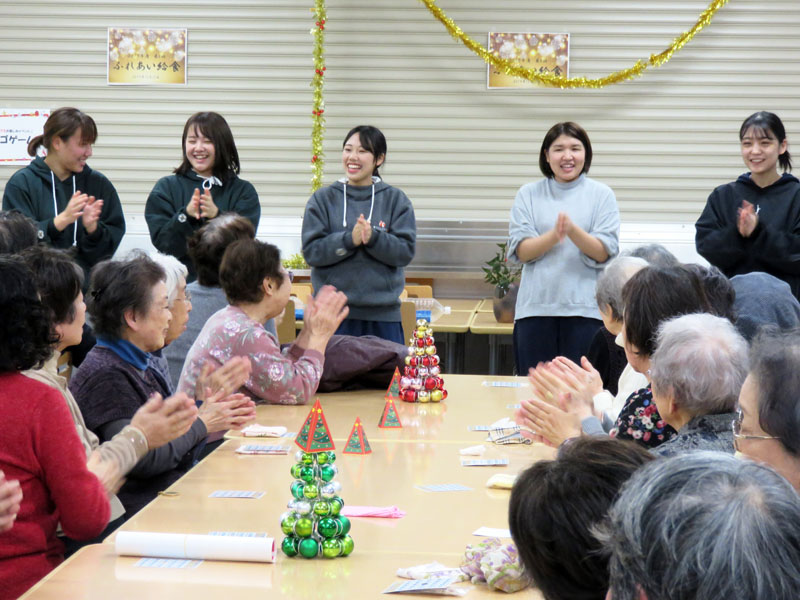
[378,398,402,429]
[343,417,372,455]
[295,398,335,452]
[385,367,402,399]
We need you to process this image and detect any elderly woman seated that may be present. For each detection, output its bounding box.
[0,257,111,598]
[70,253,256,516]
[509,437,653,600]
[736,328,800,491]
[599,452,800,599]
[648,313,747,456]
[179,238,348,404]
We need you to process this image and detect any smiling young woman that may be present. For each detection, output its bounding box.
[507,122,620,374]
[145,112,261,282]
[1,107,125,280]
[696,111,800,299]
[301,125,416,345]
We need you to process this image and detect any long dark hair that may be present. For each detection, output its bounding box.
[175,112,241,181]
[739,111,792,172]
[27,107,97,157]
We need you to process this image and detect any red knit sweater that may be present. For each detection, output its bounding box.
[0,372,110,599]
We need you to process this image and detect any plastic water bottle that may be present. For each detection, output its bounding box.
[411,298,451,323]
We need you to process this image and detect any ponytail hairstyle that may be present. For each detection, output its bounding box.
[27,107,97,157]
[739,111,792,172]
[343,125,387,178]
[175,112,240,181]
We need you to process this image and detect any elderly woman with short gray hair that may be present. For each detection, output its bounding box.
[649,313,748,456]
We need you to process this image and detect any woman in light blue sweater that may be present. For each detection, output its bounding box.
[508,122,619,374]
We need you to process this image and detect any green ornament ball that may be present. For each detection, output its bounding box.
[293,516,314,538]
[319,464,337,482]
[341,534,354,556]
[298,537,320,559]
[316,451,329,465]
[321,538,343,559]
[290,463,303,479]
[303,483,319,499]
[330,496,344,516]
[336,514,351,536]
[317,516,339,539]
[281,535,299,557]
[328,452,336,463]
[291,481,305,500]
[299,465,315,483]
[300,452,314,465]
[313,500,331,517]
[280,512,298,535]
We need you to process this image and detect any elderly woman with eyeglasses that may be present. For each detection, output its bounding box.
[648,313,748,457]
[735,328,800,491]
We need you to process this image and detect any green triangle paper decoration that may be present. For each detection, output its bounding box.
[385,367,402,399]
[343,417,372,455]
[378,398,402,429]
[295,398,335,452]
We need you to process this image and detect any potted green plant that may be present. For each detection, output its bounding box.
[482,243,521,323]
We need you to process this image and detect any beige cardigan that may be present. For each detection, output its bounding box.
[23,352,149,522]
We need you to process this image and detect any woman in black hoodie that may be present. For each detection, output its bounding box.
[695,111,800,298]
[1,107,125,279]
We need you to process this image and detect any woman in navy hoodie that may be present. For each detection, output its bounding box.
[301,125,416,345]
[696,112,800,298]
[1,107,125,279]
[145,112,260,282]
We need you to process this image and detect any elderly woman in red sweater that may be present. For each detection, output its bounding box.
[0,256,112,600]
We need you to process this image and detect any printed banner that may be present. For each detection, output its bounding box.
[0,109,50,163]
[487,33,569,89]
[108,28,187,85]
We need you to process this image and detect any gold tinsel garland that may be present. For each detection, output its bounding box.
[310,1,327,191]
[419,0,729,88]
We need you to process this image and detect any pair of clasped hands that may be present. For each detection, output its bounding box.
[54,191,104,234]
[514,356,606,447]
[186,187,219,220]
[85,357,257,498]
[737,199,758,238]
[351,214,374,246]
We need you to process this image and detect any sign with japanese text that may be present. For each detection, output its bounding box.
[487,33,569,89]
[108,28,187,85]
[0,109,49,163]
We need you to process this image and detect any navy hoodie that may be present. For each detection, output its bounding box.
[301,178,416,321]
[695,172,800,298]
[2,156,125,277]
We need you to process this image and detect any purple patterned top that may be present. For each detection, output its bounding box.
[177,305,324,405]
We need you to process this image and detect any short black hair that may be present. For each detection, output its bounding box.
[219,238,282,305]
[509,437,653,600]
[0,255,58,372]
[682,263,736,323]
[188,213,255,287]
[740,111,792,172]
[622,265,710,356]
[87,253,166,340]
[21,245,84,325]
[343,125,387,178]
[750,328,800,457]
[0,210,38,254]
[539,122,593,179]
[175,111,240,181]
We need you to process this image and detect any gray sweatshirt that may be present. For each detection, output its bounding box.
[301,177,416,321]
[508,174,619,320]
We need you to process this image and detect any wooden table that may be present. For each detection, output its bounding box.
[22,376,545,600]
[438,298,482,312]
[477,298,494,313]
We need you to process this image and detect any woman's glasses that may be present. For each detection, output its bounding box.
[731,409,776,451]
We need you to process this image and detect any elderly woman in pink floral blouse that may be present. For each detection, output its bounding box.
[178,238,348,404]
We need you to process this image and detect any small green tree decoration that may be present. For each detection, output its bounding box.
[482,243,521,297]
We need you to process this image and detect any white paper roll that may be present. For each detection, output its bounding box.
[115,532,276,563]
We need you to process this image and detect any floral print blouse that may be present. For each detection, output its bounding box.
[178,305,324,405]
[609,384,677,449]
